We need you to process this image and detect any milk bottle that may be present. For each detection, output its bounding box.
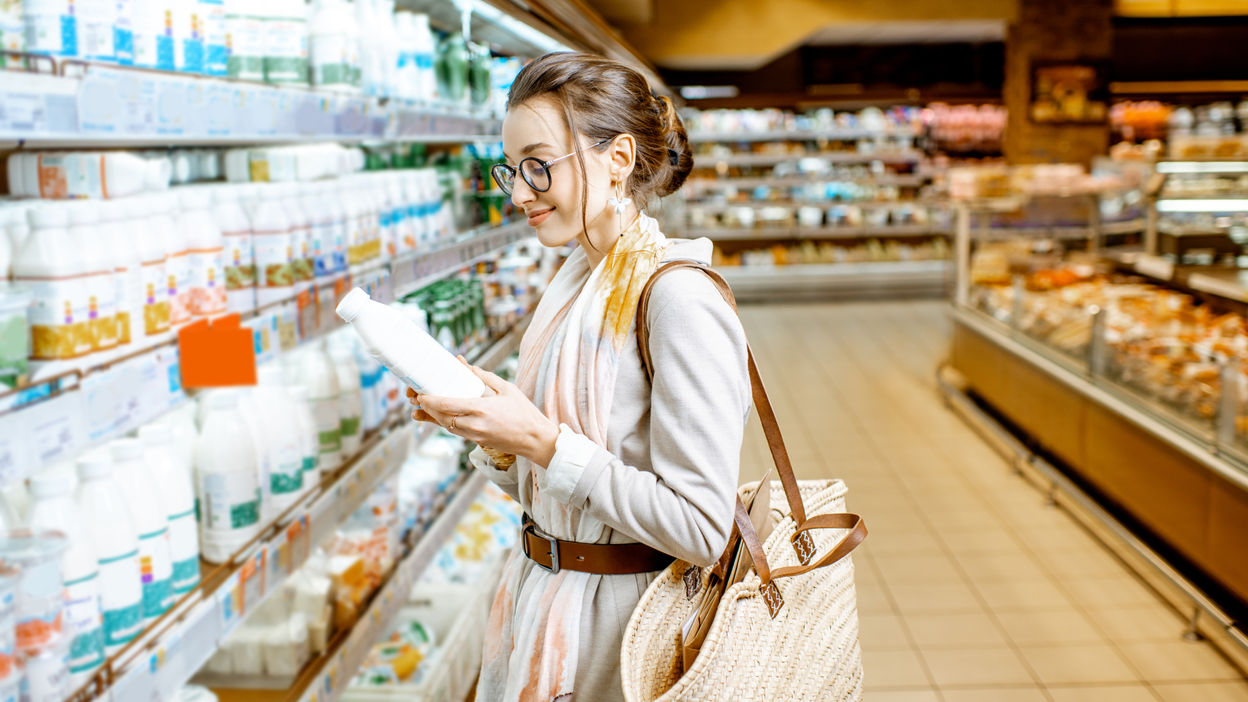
[212,186,256,314]
[289,344,343,472]
[155,195,192,329]
[12,205,92,379]
[74,452,143,656]
[246,185,295,307]
[138,424,200,595]
[131,197,172,344]
[196,391,263,564]
[68,201,119,356]
[328,346,363,457]
[26,469,106,687]
[286,385,321,492]
[254,366,304,513]
[179,189,227,319]
[110,439,175,623]
[98,200,141,358]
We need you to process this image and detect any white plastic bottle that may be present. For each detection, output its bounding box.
[76,0,116,63]
[172,0,205,73]
[326,184,349,274]
[393,12,417,100]
[69,201,120,357]
[199,0,226,76]
[138,423,200,595]
[98,200,141,358]
[328,346,362,457]
[196,391,263,564]
[286,385,321,491]
[5,152,169,200]
[308,0,354,90]
[263,0,308,85]
[213,186,256,314]
[290,344,343,472]
[223,0,262,81]
[13,205,92,378]
[27,468,106,686]
[113,0,133,65]
[374,0,400,98]
[155,194,193,330]
[354,0,382,96]
[75,451,144,656]
[110,438,175,623]
[161,403,200,485]
[336,288,485,397]
[0,0,25,64]
[302,184,332,283]
[179,189,227,320]
[22,0,77,57]
[129,0,166,70]
[255,365,304,511]
[247,185,295,307]
[408,13,436,103]
[131,197,172,344]
[281,185,313,294]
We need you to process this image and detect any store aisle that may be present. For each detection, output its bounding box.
[735,300,1248,702]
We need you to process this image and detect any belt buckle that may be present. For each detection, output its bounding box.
[523,522,561,574]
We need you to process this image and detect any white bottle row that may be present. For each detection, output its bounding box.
[0,167,455,383]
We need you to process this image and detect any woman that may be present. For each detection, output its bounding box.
[409,51,751,702]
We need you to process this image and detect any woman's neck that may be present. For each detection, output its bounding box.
[578,203,641,269]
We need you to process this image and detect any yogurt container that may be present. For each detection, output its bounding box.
[0,530,68,653]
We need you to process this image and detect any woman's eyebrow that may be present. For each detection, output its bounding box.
[521,142,552,155]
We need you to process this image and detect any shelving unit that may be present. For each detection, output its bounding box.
[696,150,924,168]
[721,260,951,302]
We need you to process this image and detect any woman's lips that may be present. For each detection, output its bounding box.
[527,207,554,226]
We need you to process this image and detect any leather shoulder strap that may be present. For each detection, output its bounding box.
[636,261,809,532]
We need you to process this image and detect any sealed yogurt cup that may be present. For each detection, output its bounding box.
[0,531,68,653]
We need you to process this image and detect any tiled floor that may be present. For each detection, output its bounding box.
[735,300,1248,702]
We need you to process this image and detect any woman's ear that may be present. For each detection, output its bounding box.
[608,133,637,183]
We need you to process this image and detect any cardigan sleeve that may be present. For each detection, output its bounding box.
[468,445,522,503]
[541,270,751,566]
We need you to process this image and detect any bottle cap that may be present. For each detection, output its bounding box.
[138,423,173,445]
[109,437,145,461]
[335,287,371,323]
[28,469,73,499]
[75,450,114,481]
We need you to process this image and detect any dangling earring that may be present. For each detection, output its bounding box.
[607,182,632,216]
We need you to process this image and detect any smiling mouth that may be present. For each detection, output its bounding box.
[527,207,555,225]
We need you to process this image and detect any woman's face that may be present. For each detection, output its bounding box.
[501,97,615,249]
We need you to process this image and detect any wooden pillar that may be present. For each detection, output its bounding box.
[1003,0,1114,166]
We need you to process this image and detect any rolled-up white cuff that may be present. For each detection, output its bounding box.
[544,424,599,504]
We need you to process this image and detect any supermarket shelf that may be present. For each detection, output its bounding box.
[76,308,529,702]
[689,224,949,241]
[687,127,919,143]
[684,173,928,191]
[0,68,501,148]
[0,218,531,491]
[693,150,924,168]
[1107,250,1248,303]
[718,260,952,302]
[685,200,943,213]
[949,305,1248,492]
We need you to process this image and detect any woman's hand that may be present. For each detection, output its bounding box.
[408,357,559,467]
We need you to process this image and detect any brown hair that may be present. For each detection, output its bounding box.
[506,52,693,233]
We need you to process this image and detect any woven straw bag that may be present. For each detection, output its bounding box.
[621,261,868,701]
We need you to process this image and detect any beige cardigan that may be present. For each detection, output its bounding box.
[470,238,751,701]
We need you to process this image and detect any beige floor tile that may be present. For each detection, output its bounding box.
[1036,548,1134,579]
[874,553,967,584]
[921,647,1037,687]
[866,691,943,702]
[1044,684,1162,702]
[889,581,986,615]
[862,647,934,689]
[1151,681,1248,702]
[857,582,896,614]
[975,578,1075,612]
[861,530,948,556]
[954,552,1052,582]
[1087,604,1188,642]
[942,688,1050,702]
[858,612,912,650]
[938,528,1025,554]
[906,611,1009,649]
[1117,641,1245,683]
[1017,643,1140,685]
[1061,575,1165,608]
[920,509,1006,531]
[994,608,1106,646]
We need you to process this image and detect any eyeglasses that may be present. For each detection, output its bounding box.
[491,139,610,196]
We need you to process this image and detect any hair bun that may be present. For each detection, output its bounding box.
[653,94,693,198]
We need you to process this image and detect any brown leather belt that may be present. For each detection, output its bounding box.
[521,515,675,575]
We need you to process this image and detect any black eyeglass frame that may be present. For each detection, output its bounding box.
[491,138,612,195]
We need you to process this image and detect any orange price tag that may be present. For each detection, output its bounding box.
[177,314,257,388]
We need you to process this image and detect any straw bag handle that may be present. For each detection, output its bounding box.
[732,496,867,618]
[637,260,813,562]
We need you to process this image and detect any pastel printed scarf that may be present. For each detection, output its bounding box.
[477,213,670,701]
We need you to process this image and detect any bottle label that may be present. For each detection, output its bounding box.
[189,248,227,317]
[339,415,361,439]
[141,259,171,336]
[17,274,92,360]
[270,453,303,496]
[202,474,261,532]
[301,455,317,481]
[114,23,134,65]
[79,15,115,62]
[115,265,139,345]
[310,34,351,86]
[85,270,118,352]
[33,153,107,199]
[137,529,174,618]
[97,550,143,649]
[167,252,192,327]
[223,230,257,291]
[253,230,294,290]
[312,398,342,454]
[263,18,307,83]
[64,573,106,674]
[181,37,205,74]
[168,508,201,593]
